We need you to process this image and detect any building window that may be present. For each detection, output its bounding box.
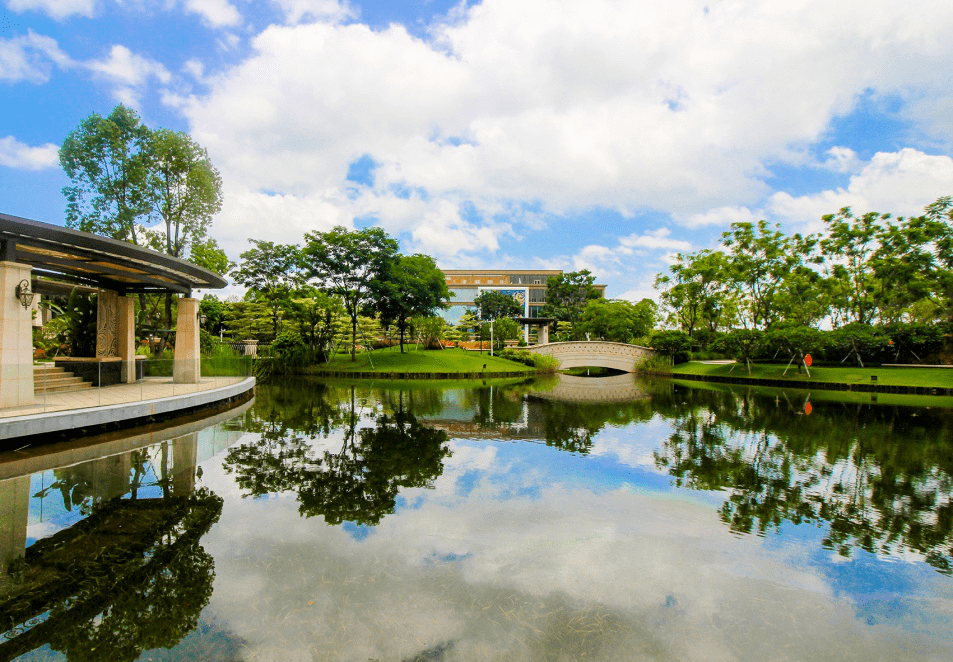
[534,279,540,284]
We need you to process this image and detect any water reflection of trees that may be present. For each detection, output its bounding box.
[461,378,654,454]
[0,490,222,661]
[648,382,953,574]
[224,384,452,525]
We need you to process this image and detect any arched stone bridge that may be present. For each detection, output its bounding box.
[523,341,658,373]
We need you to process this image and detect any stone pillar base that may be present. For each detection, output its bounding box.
[173,297,201,384]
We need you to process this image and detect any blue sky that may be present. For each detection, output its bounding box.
[2,0,953,300]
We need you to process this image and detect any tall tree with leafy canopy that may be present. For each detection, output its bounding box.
[301,226,400,360]
[655,249,731,336]
[541,270,599,339]
[579,298,656,343]
[142,129,223,257]
[924,196,953,321]
[721,220,810,330]
[372,254,451,352]
[473,289,523,321]
[819,208,887,326]
[60,104,151,244]
[142,128,224,328]
[230,240,302,338]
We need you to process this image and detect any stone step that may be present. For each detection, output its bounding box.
[34,364,93,393]
[33,372,86,388]
[34,368,68,381]
[36,380,94,394]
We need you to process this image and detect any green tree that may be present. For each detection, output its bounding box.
[712,329,765,374]
[230,240,302,339]
[764,325,826,374]
[60,104,151,244]
[142,129,223,259]
[479,316,520,351]
[473,289,523,321]
[141,129,224,329]
[189,237,232,276]
[819,208,885,326]
[924,196,953,320]
[721,221,808,330]
[412,315,450,349]
[579,298,656,344]
[301,226,400,361]
[649,329,693,364]
[288,288,344,359]
[541,270,600,338]
[655,250,731,336]
[372,254,450,352]
[198,294,225,337]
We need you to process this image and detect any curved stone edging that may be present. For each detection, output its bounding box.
[0,377,256,441]
[667,372,953,396]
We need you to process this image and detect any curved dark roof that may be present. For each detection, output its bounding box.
[0,213,227,295]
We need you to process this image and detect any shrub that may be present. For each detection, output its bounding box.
[827,324,890,367]
[498,348,560,373]
[634,354,673,375]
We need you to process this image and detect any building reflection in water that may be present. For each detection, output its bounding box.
[0,402,251,660]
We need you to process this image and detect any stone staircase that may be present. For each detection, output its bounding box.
[34,364,92,394]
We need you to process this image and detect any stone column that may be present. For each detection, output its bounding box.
[0,261,35,408]
[173,297,201,383]
[538,323,550,345]
[117,295,136,383]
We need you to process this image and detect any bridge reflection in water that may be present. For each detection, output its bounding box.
[421,374,651,455]
[527,373,648,403]
[0,401,251,660]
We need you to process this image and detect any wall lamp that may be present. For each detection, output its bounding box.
[15,279,34,309]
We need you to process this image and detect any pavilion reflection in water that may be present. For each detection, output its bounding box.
[0,403,250,660]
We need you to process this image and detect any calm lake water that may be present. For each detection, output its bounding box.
[2,374,952,661]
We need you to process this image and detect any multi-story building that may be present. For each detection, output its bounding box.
[439,269,607,328]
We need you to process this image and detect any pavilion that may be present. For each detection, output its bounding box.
[0,212,227,410]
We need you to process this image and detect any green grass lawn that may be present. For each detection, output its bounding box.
[671,361,953,388]
[306,346,534,374]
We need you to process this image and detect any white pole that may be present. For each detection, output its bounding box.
[490,319,494,356]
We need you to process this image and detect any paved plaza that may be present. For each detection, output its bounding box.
[0,376,249,420]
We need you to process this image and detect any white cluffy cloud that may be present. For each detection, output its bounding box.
[86,44,171,104]
[184,0,242,28]
[5,0,95,20]
[769,148,953,229]
[0,136,59,170]
[0,30,72,83]
[180,0,953,263]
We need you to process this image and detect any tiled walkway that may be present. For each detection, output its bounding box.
[0,376,249,419]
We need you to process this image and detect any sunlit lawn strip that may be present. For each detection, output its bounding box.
[305,347,534,374]
[672,362,953,388]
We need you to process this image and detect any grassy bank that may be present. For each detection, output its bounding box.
[671,361,953,389]
[302,346,534,375]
